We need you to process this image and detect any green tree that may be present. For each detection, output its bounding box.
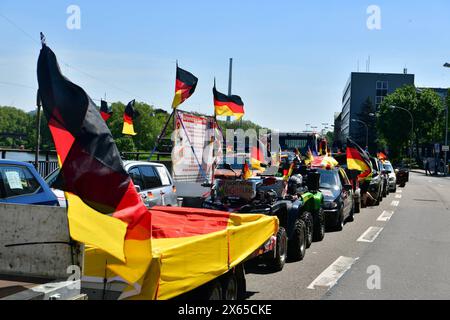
[0,106,33,148]
[377,85,444,161]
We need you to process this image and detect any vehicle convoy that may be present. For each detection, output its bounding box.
[0,160,59,206]
[46,161,178,208]
[203,153,325,272]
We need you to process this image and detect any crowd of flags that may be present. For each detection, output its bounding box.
[98,61,246,137]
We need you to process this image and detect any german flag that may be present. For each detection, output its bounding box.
[123,100,139,136]
[347,138,371,173]
[100,99,112,121]
[242,163,252,180]
[213,84,245,120]
[37,40,152,289]
[171,64,198,109]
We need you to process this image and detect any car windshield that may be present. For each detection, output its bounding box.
[384,164,394,172]
[318,170,339,189]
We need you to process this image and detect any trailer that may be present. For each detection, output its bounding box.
[0,203,278,300]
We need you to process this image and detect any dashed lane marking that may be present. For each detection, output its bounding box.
[391,200,400,207]
[377,210,395,222]
[307,256,359,290]
[357,226,384,243]
[395,194,402,199]
[397,190,403,193]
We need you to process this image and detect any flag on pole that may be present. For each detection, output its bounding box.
[347,138,372,178]
[100,99,113,121]
[123,100,139,136]
[242,163,252,180]
[37,39,152,291]
[213,83,245,120]
[172,64,198,109]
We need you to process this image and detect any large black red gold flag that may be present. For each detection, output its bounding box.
[346,138,372,177]
[213,83,245,120]
[123,100,139,136]
[37,39,152,285]
[172,64,198,109]
[100,99,113,121]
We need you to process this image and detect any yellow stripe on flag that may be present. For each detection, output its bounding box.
[215,105,244,120]
[122,122,137,136]
[172,90,183,109]
[66,192,127,262]
[348,158,370,172]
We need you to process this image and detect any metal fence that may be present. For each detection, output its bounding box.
[29,161,59,178]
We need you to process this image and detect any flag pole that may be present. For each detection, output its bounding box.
[148,110,174,161]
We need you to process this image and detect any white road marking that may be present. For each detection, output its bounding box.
[395,194,402,199]
[377,210,395,222]
[307,256,359,290]
[397,190,403,193]
[391,200,400,207]
[357,226,384,243]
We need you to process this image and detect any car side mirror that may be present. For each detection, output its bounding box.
[135,185,142,193]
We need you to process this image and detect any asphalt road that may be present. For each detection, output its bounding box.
[246,172,450,300]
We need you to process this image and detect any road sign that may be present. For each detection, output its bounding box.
[443,145,449,152]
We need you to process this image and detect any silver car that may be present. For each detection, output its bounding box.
[124,161,178,207]
[46,161,178,208]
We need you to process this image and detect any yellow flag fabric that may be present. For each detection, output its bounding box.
[82,210,278,300]
[122,122,137,136]
[66,192,128,262]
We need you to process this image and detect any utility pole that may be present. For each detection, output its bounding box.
[35,90,42,170]
[227,58,233,123]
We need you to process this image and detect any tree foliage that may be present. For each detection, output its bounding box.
[1,103,266,155]
[377,85,445,160]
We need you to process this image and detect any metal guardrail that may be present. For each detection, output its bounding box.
[29,161,59,178]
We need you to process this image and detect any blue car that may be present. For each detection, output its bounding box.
[0,160,59,206]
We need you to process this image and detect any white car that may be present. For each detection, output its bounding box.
[45,161,178,208]
[382,161,397,193]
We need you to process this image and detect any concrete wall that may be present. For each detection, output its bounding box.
[0,203,81,280]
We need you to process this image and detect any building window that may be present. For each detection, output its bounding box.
[376,80,388,109]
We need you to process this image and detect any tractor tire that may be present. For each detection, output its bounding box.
[300,211,313,249]
[266,227,287,272]
[287,219,307,262]
[312,208,326,242]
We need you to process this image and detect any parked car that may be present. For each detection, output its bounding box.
[378,159,390,198]
[0,160,59,206]
[124,161,178,207]
[46,161,178,208]
[368,157,383,206]
[318,168,354,231]
[382,161,397,192]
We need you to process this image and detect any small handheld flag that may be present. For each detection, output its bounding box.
[172,64,198,109]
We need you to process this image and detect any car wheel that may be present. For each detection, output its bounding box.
[267,227,287,272]
[287,219,307,262]
[313,208,326,242]
[221,274,238,300]
[354,198,361,214]
[206,280,223,300]
[301,212,313,249]
[334,209,344,232]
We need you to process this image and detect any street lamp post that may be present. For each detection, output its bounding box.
[390,106,414,170]
[352,119,369,150]
[443,63,449,175]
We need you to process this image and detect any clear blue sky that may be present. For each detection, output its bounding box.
[1,0,449,132]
